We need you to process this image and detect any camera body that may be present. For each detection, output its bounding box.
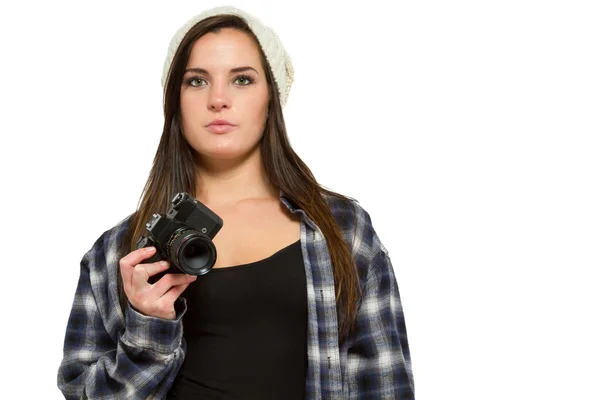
[136,192,223,283]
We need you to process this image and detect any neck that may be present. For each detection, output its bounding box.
[194,148,278,208]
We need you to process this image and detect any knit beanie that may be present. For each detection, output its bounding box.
[161,5,294,108]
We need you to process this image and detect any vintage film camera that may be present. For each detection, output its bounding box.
[136,192,223,283]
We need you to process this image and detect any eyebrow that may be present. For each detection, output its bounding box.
[184,66,259,75]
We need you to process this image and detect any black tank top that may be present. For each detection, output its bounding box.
[168,239,308,400]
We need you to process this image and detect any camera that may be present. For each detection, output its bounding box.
[135,192,223,283]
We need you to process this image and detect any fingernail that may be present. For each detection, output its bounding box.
[146,246,155,253]
[160,260,169,267]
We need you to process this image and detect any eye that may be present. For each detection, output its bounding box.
[234,74,255,86]
[186,77,206,87]
[184,75,256,88]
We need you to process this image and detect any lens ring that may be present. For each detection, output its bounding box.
[165,227,189,260]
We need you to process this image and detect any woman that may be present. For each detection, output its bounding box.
[57,6,414,399]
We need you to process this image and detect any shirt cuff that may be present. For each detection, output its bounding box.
[121,297,187,355]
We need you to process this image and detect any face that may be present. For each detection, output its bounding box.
[179,28,270,163]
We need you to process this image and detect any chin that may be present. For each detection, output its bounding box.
[198,147,256,161]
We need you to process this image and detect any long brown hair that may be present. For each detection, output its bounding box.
[117,14,362,343]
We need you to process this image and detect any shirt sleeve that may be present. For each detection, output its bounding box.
[57,238,187,400]
[343,203,415,399]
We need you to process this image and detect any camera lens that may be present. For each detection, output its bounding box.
[181,238,215,274]
[170,229,216,275]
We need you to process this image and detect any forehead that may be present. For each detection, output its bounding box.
[187,28,263,69]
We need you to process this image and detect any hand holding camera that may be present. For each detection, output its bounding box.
[119,192,224,319]
[119,246,197,320]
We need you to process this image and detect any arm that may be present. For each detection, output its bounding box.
[344,248,415,399]
[342,202,415,399]
[57,242,186,399]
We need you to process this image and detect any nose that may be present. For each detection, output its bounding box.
[207,82,231,112]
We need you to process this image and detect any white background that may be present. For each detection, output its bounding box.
[0,0,598,399]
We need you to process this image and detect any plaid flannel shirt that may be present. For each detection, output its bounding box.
[58,193,414,399]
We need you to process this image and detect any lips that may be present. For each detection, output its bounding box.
[206,124,236,134]
[205,118,236,134]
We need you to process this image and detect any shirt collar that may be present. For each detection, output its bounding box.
[279,190,320,232]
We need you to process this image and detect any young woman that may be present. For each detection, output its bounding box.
[57,6,414,399]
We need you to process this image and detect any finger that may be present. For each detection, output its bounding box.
[160,282,192,305]
[120,247,158,286]
[131,264,151,289]
[152,273,197,297]
[131,261,171,289]
[144,260,171,277]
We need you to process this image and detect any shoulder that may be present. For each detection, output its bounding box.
[82,213,135,276]
[70,213,136,334]
[322,192,388,266]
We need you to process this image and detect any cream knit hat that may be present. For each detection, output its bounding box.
[161,5,294,108]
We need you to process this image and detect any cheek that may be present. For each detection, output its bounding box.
[180,100,209,143]
[243,94,269,128]
[179,98,191,129]
[180,95,197,119]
